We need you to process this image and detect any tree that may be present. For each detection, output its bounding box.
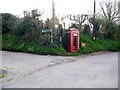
[1,13,18,34]
[23,9,43,19]
[82,24,91,36]
[70,23,79,29]
[16,9,44,43]
[105,21,118,38]
[44,18,53,29]
[89,17,101,38]
[89,16,118,39]
[96,0,120,38]
[99,0,119,22]
[68,14,88,33]
[61,14,88,33]
[16,17,33,42]
[118,1,120,24]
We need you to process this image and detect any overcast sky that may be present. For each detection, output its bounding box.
[0,0,118,20]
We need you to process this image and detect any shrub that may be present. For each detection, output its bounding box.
[78,34,120,54]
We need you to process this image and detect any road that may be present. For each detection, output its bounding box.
[1,51,118,88]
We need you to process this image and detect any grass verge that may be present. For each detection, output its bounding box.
[2,34,120,56]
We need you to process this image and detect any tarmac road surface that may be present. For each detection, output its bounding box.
[1,51,118,88]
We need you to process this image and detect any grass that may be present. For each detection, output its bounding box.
[2,34,67,55]
[2,34,120,56]
[0,74,5,79]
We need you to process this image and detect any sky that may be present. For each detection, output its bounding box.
[0,0,118,20]
[0,0,102,18]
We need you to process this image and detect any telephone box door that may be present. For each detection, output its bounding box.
[68,28,79,52]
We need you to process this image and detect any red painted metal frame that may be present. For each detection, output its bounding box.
[68,28,79,52]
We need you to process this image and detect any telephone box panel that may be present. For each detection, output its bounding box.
[68,28,79,52]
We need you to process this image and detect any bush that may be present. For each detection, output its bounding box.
[2,34,67,55]
[2,33,120,56]
[78,34,120,54]
[105,22,118,38]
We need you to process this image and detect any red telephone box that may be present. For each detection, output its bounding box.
[68,28,79,52]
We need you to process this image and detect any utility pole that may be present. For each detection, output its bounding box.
[51,0,55,43]
[52,0,55,30]
[92,0,96,41]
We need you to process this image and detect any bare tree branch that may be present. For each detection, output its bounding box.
[99,0,119,22]
[100,2,108,19]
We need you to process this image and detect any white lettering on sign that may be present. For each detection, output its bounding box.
[73,34,77,36]
[42,29,52,33]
